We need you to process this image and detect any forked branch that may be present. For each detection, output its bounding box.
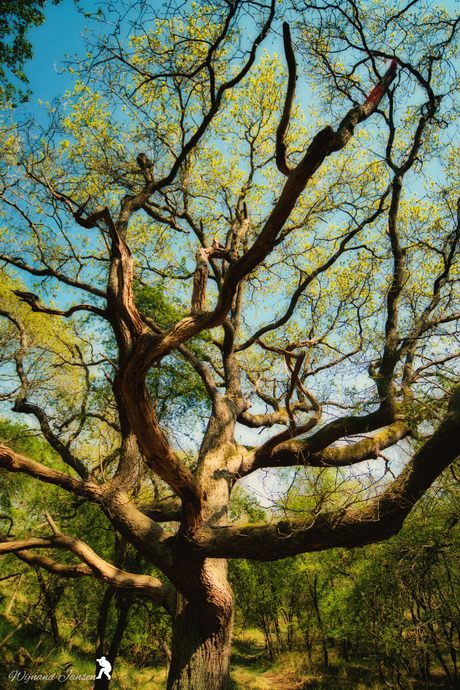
[0,529,174,612]
[198,389,460,559]
[191,240,234,314]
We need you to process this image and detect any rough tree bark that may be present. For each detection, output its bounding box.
[167,563,234,690]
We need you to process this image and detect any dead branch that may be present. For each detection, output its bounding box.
[276,22,297,176]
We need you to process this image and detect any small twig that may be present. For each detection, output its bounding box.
[450,463,460,483]
[0,514,14,537]
[0,625,22,648]
[44,511,60,535]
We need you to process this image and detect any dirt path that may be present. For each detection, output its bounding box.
[231,637,305,690]
[261,670,305,690]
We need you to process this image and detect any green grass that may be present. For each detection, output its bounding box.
[0,617,456,690]
[0,614,168,689]
[228,629,456,690]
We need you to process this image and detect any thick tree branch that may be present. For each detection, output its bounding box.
[375,173,404,407]
[0,445,101,500]
[276,22,297,176]
[240,401,403,476]
[190,390,460,559]
[237,401,313,429]
[0,531,174,612]
[191,241,234,314]
[240,421,410,475]
[12,290,107,320]
[0,449,170,574]
[0,535,92,577]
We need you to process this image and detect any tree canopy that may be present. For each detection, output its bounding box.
[1,0,460,688]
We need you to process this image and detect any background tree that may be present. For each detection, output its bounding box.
[1,1,460,689]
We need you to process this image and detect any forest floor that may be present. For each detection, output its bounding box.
[261,670,305,690]
[0,617,455,690]
[229,629,454,690]
[230,632,305,690]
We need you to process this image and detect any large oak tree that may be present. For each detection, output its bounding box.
[1,0,460,687]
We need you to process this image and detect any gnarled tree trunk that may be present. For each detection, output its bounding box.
[167,560,234,690]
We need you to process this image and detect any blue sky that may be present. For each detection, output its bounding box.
[19,0,460,122]
[22,0,286,111]
[23,0,88,108]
